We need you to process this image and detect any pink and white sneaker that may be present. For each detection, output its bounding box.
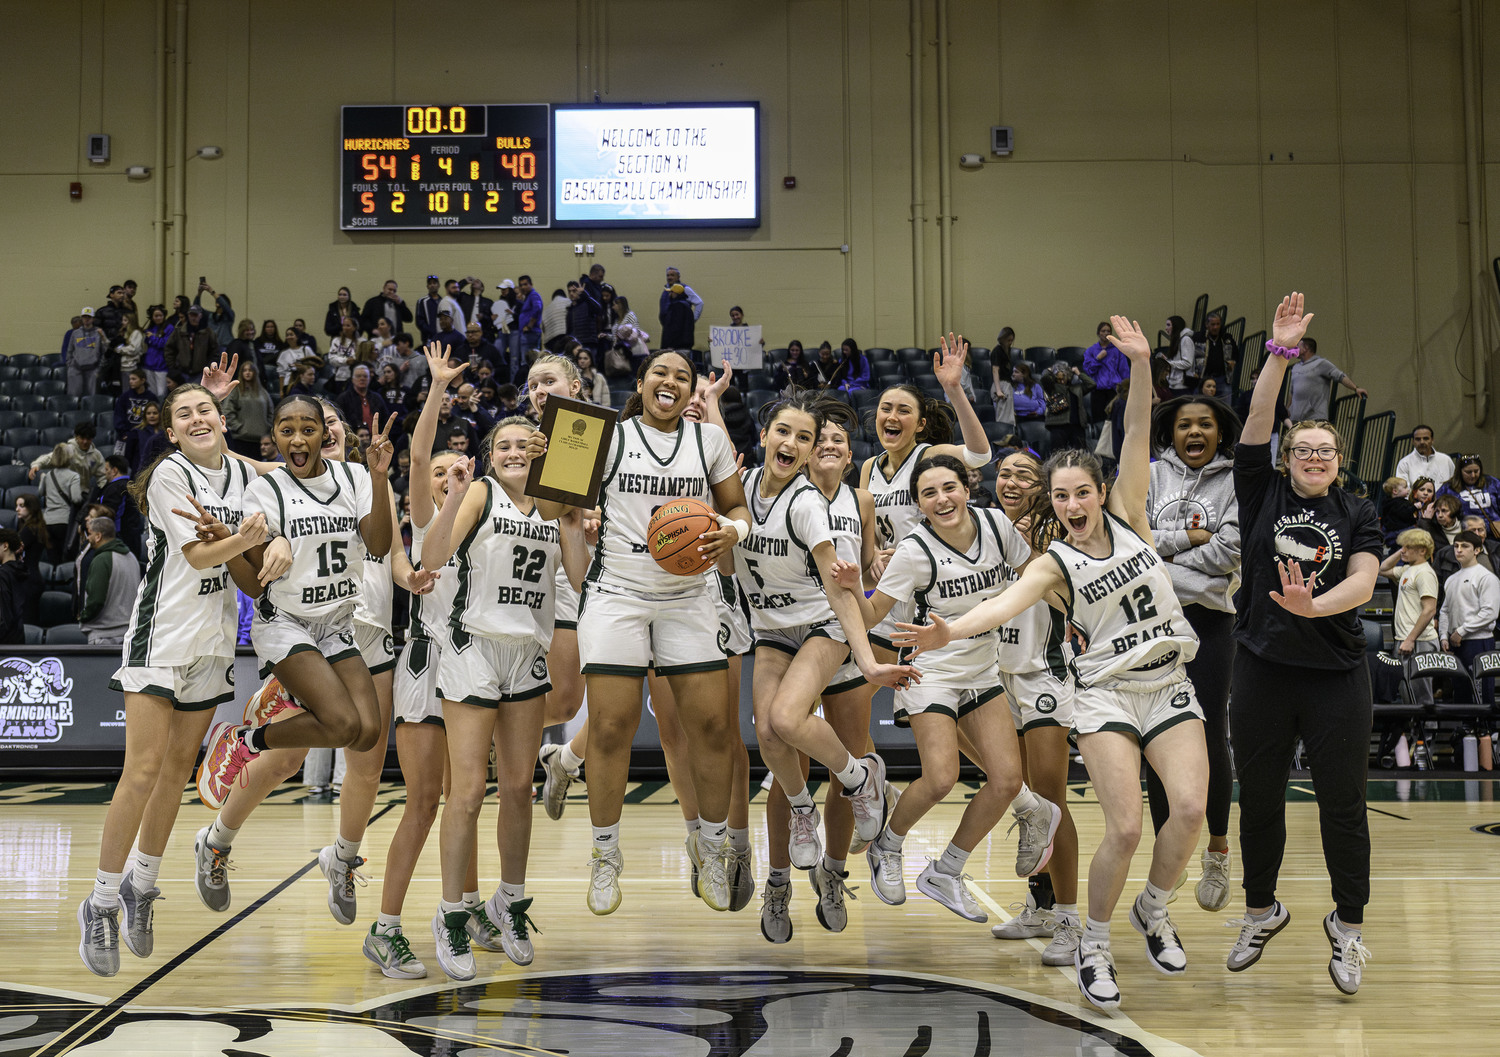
[196,722,259,809]
[242,676,300,727]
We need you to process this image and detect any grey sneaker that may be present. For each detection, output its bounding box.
[1007,796,1061,877]
[363,925,427,979]
[991,893,1054,939]
[1324,912,1371,995]
[77,897,121,977]
[728,845,755,912]
[915,861,987,923]
[118,870,161,959]
[788,804,823,870]
[810,860,856,932]
[1196,851,1232,912]
[1225,901,1290,972]
[759,881,793,944]
[1041,912,1081,966]
[539,743,576,821]
[865,837,907,906]
[842,753,889,843]
[193,826,232,913]
[317,846,367,926]
[849,783,900,855]
[491,894,540,966]
[431,908,476,981]
[465,901,505,952]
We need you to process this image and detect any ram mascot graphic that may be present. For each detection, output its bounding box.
[0,656,74,745]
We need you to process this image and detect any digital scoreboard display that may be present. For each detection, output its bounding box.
[340,104,551,230]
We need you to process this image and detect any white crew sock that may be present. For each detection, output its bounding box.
[207,816,239,849]
[1053,901,1079,923]
[559,742,584,772]
[375,913,402,933]
[592,823,620,852]
[462,890,482,909]
[1083,916,1111,944]
[129,850,163,889]
[832,754,865,791]
[499,881,525,905]
[728,826,750,854]
[786,785,815,811]
[1139,879,1173,917]
[936,842,970,876]
[684,817,700,837]
[768,866,792,887]
[91,868,124,909]
[822,855,846,875]
[698,818,728,846]
[875,827,905,853]
[438,898,466,915]
[1010,783,1040,816]
[334,834,361,862]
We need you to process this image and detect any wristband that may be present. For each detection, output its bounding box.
[1265,340,1300,360]
[717,515,750,542]
[961,445,992,469]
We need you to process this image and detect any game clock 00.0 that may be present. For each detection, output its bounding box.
[340,103,551,230]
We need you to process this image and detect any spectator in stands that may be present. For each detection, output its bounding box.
[966,466,998,509]
[335,363,391,436]
[367,316,397,365]
[834,339,871,393]
[612,293,640,333]
[1441,531,1499,703]
[120,279,139,317]
[1435,515,1498,584]
[516,275,544,358]
[227,318,256,371]
[97,455,141,554]
[1042,363,1093,452]
[258,433,281,462]
[276,327,311,390]
[385,332,426,391]
[568,273,603,351]
[575,349,609,404]
[1380,527,1441,705]
[194,281,235,349]
[476,382,500,419]
[1161,314,1196,397]
[1233,365,1287,435]
[542,286,571,353]
[660,284,696,350]
[440,279,467,331]
[125,401,167,475]
[990,364,1015,441]
[1012,362,1048,456]
[0,529,25,645]
[806,341,838,388]
[431,309,462,358]
[31,443,83,564]
[1440,455,1500,539]
[114,311,144,393]
[1198,312,1237,395]
[662,266,704,322]
[462,277,498,342]
[1083,319,1129,424]
[256,319,284,371]
[1461,515,1500,569]
[168,304,215,384]
[416,274,444,342]
[64,307,107,397]
[1287,337,1367,424]
[324,286,360,337]
[77,517,138,645]
[326,316,359,392]
[1395,424,1455,489]
[774,340,811,391]
[375,363,405,411]
[361,278,413,336]
[30,421,105,492]
[290,317,319,355]
[445,423,472,456]
[1380,477,1417,545]
[1410,476,1437,523]
[1423,493,1463,550]
[460,321,502,379]
[495,384,521,417]
[1201,378,1222,399]
[168,294,190,329]
[451,383,493,439]
[96,285,128,344]
[11,494,45,623]
[286,362,321,400]
[114,370,154,442]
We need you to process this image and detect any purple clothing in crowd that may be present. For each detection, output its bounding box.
[1013,384,1047,418]
[144,323,174,372]
[517,288,544,336]
[1082,340,1130,391]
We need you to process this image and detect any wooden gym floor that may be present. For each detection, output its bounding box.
[0,777,1496,1056]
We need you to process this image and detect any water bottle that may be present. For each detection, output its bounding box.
[1394,734,1411,768]
[1413,739,1430,771]
[1481,734,1494,771]
[1463,734,1479,772]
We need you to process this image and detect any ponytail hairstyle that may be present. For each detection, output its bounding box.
[316,397,363,465]
[482,415,538,482]
[869,383,957,448]
[1025,448,1110,553]
[126,382,224,518]
[621,349,697,421]
[755,385,832,436]
[911,452,971,505]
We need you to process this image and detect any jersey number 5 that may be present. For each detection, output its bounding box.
[1117,585,1158,624]
[316,541,348,577]
[512,546,547,583]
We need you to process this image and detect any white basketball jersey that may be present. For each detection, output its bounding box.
[352,466,393,632]
[824,481,864,567]
[587,417,735,600]
[993,524,1070,679]
[409,516,458,645]
[733,468,838,632]
[1048,513,1199,689]
[868,443,932,550]
[880,507,1030,680]
[243,461,371,623]
[123,452,255,667]
[448,477,560,649]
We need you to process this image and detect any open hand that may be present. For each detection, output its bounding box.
[1105,316,1151,363]
[706,358,734,400]
[891,614,951,657]
[201,352,240,401]
[424,340,467,388]
[934,332,968,391]
[862,661,922,691]
[1268,559,1320,617]
[1271,292,1315,349]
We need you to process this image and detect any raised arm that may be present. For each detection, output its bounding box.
[930,333,991,465]
[812,541,916,688]
[418,458,485,570]
[1102,315,1155,534]
[358,415,395,559]
[893,552,1064,655]
[557,507,590,592]
[1245,293,1314,447]
[410,342,468,528]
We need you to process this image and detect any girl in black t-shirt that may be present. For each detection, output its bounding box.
[1227,293,1382,997]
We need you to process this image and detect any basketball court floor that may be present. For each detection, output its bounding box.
[1,776,1496,1056]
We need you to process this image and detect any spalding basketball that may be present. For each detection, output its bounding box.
[647,497,719,576]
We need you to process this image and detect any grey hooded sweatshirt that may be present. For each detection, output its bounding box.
[1146,447,1241,613]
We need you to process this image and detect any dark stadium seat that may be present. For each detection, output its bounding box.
[0,412,23,433]
[17,446,50,465]
[47,561,74,587]
[39,590,74,628]
[33,380,67,397]
[1056,346,1087,369]
[0,511,15,532]
[2,428,38,449]
[23,624,42,645]
[39,427,75,448]
[0,466,22,490]
[11,354,40,367]
[44,624,88,645]
[1025,347,1057,369]
[0,446,13,466]
[81,394,114,414]
[24,411,65,430]
[9,395,47,413]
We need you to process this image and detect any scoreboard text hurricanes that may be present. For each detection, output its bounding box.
[340,104,551,230]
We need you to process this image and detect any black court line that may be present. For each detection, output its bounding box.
[1367,805,1410,820]
[33,801,399,1057]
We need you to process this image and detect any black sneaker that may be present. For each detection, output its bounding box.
[1075,937,1121,1010]
[1129,895,1187,975]
[1324,912,1371,995]
[1225,901,1290,972]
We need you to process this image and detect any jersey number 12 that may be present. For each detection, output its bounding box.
[1117,585,1158,624]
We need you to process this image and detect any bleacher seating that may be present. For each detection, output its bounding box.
[1354,412,1395,487]
[39,591,74,628]
[1330,392,1367,468]
[43,624,88,645]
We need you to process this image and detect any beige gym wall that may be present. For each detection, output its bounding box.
[2,0,1495,459]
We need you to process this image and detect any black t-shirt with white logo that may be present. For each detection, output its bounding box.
[1233,442,1384,670]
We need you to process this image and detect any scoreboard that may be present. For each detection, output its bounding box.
[340,104,551,230]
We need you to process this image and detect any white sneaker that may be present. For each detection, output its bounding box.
[1076,938,1121,1010]
[363,925,427,979]
[694,836,733,912]
[1324,912,1371,995]
[1007,796,1061,876]
[465,901,505,952]
[810,860,856,932]
[491,893,539,966]
[538,743,576,821]
[1166,867,1188,904]
[431,908,476,981]
[865,838,906,906]
[788,804,823,870]
[1196,850,1232,912]
[1129,896,1187,975]
[849,783,901,855]
[842,754,889,843]
[1041,912,1081,966]
[587,846,624,915]
[728,845,755,912]
[915,861,987,922]
[759,881,792,943]
[991,893,1054,940]
[1225,901,1290,972]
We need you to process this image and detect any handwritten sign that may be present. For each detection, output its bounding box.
[710,325,763,370]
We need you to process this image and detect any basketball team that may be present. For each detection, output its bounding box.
[76,292,1381,1012]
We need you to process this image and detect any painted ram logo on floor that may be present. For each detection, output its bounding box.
[0,657,73,746]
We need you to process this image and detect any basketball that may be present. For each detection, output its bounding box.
[647,497,719,575]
